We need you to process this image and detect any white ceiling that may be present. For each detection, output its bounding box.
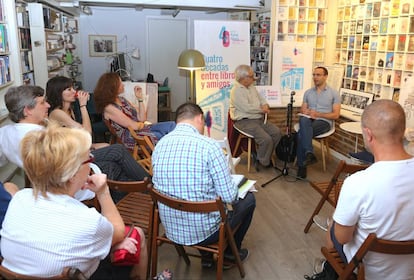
[51,0,265,12]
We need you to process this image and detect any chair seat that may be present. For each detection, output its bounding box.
[233,125,254,138]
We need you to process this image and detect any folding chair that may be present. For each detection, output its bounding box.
[128,128,155,175]
[107,177,153,279]
[148,184,246,280]
[304,160,368,233]
[321,233,414,280]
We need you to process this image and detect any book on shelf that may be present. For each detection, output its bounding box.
[288,21,295,33]
[316,36,324,48]
[383,69,393,85]
[308,22,317,34]
[360,52,368,65]
[394,53,405,69]
[370,36,378,51]
[388,18,398,34]
[356,20,363,34]
[346,65,352,78]
[335,51,341,63]
[408,35,414,52]
[308,9,317,21]
[337,8,344,21]
[359,81,365,91]
[341,50,347,64]
[405,54,414,71]
[342,37,348,48]
[401,0,411,15]
[381,2,390,17]
[375,68,383,84]
[379,18,388,34]
[350,6,357,19]
[365,3,373,18]
[343,22,349,34]
[0,24,8,53]
[363,21,371,34]
[393,70,402,87]
[298,8,306,20]
[299,0,306,6]
[362,36,370,50]
[288,7,296,20]
[372,2,381,17]
[387,35,396,52]
[354,50,361,64]
[400,17,409,33]
[369,52,376,67]
[298,22,306,35]
[317,23,324,35]
[376,52,386,68]
[355,36,362,49]
[0,1,3,22]
[385,52,394,68]
[0,56,11,85]
[410,16,414,33]
[349,36,355,49]
[315,49,324,62]
[377,36,387,51]
[359,66,367,79]
[349,21,356,34]
[344,6,351,20]
[371,19,379,34]
[337,22,343,35]
[397,35,407,52]
[278,7,288,20]
[367,68,375,82]
[22,72,34,85]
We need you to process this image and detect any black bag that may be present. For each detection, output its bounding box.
[275,132,297,163]
[304,262,338,280]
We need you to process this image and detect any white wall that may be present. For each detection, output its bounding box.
[79,7,227,110]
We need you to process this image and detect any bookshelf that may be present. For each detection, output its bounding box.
[16,1,34,85]
[28,2,66,89]
[250,10,271,85]
[0,0,12,90]
[275,0,328,67]
[334,0,414,100]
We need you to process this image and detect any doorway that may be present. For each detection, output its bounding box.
[147,17,189,113]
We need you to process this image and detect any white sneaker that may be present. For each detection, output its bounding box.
[313,257,326,274]
[313,215,329,232]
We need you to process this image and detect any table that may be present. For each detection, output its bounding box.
[340,121,362,152]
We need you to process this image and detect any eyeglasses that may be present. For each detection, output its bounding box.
[312,73,325,77]
[81,153,95,165]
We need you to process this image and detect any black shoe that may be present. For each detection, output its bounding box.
[224,248,250,263]
[201,258,214,269]
[304,152,317,166]
[297,166,307,179]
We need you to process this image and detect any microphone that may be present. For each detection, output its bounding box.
[291,91,296,96]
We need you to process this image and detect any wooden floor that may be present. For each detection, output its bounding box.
[153,147,340,280]
[9,147,340,280]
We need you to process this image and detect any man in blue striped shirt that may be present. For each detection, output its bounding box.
[152,102,256,269]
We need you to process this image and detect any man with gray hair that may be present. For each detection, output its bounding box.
[229,64,281,171]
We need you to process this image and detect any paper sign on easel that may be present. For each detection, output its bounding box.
[256,86,282,108]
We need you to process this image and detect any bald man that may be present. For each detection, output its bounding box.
[325,100,414,279]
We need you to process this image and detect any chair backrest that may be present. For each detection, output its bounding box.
[0,264,87,280]
[149,184,226,218]
[216,137,240,174]
[103,118,122,145]
[107,177,150,193]
[324,233,414,280]
[128,128,155,160]
[313,160,368,206]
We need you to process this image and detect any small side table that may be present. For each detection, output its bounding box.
[339,122,362,152]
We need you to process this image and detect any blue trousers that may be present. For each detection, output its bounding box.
[197,192,256,254]
[296,117,330,167]
[149,121,176,140]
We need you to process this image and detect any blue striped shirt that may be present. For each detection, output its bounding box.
[152,123,237,245]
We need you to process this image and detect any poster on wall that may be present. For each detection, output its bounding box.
[272,41,313,107]
[398,74,414,128]
[194,20,250,139]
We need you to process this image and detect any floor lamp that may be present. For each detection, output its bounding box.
[177,49,205,103]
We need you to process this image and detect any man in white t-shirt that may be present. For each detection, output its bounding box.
[327,100,414,279]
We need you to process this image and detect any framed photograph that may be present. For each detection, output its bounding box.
[88,35,117,57]
[340,88,374,115]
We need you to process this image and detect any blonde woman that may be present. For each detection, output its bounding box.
[0,124,148,279]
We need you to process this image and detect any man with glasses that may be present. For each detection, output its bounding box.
[230,64,281,171]
[0,85,149,202]
[296,66,340,178]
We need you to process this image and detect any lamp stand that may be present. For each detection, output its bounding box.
[189,69,195,103]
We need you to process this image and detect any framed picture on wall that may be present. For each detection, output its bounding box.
[88,35,117,57]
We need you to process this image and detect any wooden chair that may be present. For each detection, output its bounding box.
[0,263,87,280]
[216,137,241,174]
[148,184,246,280]
[103,118,122,145]
[107,177,154,279]
[321,233,414,280]
[128,127,155,175]
[304,160,369,233]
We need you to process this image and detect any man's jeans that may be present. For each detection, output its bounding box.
[297,117,330,167]
[197,192,256,255]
